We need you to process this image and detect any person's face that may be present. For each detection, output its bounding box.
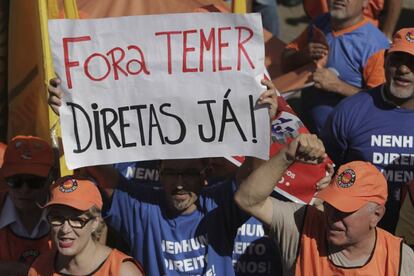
[160,159,206,215]
[48,205,98,257]
[329,0,367,22]
[324,202,383,248]
[6,174,49,211]
[385,52,414,102]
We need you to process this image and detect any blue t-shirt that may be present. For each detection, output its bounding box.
[113,161,161,186]
[321,85,414,232]
[301,13,389,134]
[232,217,281,275]
[105,177,250,275]
[207,179,282,275]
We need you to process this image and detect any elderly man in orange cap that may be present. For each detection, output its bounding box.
[0,136,55,275]
[235,133,414,275]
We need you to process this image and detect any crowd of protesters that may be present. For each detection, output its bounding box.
[1,0,414,275]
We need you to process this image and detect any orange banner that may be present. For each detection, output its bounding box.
[7,0,230,143]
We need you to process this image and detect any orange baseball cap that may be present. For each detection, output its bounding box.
[315,161,387,213]
[44,176,103,211]
[2,136,54,178]
[388,28,414,57]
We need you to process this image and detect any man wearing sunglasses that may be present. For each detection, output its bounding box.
[0,136,55,275]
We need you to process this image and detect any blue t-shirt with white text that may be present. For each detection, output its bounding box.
[105,177,249,275]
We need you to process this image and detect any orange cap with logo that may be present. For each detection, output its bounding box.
[2,136,54,178]
[44,176,103,211]
[315,161,387,213]
[388,28,414,57]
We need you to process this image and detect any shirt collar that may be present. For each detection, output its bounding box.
[0,193,49,238]
[0,193,19,229]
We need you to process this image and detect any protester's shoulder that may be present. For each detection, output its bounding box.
[402,242,414,256]
[111,248,143,271]
[29,250,56,274]
[401,243,414,275]
[270,198,307,221]
[334,88,378,112]
[111,249,144,274]
[356,21,389,48]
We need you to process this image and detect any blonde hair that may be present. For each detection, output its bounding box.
[85,205,106,241]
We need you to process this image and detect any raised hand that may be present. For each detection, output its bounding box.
[283,134,326,164]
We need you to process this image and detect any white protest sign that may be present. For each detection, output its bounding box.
[48,13,269,169]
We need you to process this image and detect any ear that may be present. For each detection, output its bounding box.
[370,204,385,228]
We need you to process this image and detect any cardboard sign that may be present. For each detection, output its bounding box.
[48,13,269,169]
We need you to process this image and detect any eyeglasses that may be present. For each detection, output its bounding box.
[159,169,204,180]
[6,178,47,189]
[47,214,93,229]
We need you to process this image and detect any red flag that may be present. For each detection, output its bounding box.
[228,95,332,204]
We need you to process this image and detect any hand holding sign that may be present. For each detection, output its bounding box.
[258,79,278,119]
[48,78,62,115]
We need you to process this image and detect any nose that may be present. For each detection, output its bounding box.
[397,63,411,74]
[17,184,32,195]
[176,174,185,185]
[59,220,72,233]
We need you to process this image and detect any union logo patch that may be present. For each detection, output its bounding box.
[336,169,356,188]
[405,31,414,43]
[19,249,40,264]
[59,179,78,193]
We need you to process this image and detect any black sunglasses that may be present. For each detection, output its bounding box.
[47,214,93,229]
[6,178,47,189]
[159,169,205,179]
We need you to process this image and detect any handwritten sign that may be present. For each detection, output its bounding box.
[48,13,269,169]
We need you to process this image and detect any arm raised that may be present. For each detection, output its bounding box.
[234,134,326,226]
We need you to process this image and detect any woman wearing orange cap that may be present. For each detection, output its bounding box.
[28,176,144,276]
